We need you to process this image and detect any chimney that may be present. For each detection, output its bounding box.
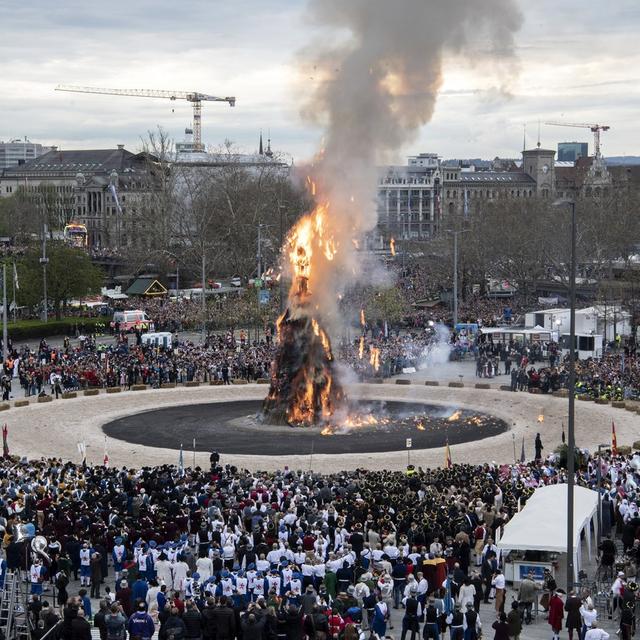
[117,144,125,150]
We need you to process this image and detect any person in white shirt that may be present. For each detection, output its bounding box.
[266,544,282,565]
[491,569,506,613]
[584,622,609,640]
[580,602,598,640]
[256,553,270,573]
[429,538,443,557]
[196,554,213,582]
[172,557,189,594]
[612,572,625,615]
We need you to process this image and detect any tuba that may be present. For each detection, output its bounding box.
[12,523,31,544]
[31,536,52,563]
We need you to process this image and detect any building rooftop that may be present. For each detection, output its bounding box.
[2,147,141,176]
[457,172,535,183]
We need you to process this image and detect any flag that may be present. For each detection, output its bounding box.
[612,420,618,455]
[179,444,184,476]
[12,263,18,291]
[520,436,525,463]
[2,423,8,458]
[103,435,109,467]
[444,438,452,469]
[561,422,566,444]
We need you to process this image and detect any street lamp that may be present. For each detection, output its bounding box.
[445,228,467,327]
[552,197,576,592]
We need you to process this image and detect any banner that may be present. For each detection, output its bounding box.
[537,297,558,305]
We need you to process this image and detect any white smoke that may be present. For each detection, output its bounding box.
[418,323,452,369]
[296,0,523,322]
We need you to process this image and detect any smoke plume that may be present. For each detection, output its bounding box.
[293,0,523,322]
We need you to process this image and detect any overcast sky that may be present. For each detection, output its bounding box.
[1,0,638,161]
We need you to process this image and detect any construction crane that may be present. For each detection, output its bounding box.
[55,84,236,152]
[544,121,610,159]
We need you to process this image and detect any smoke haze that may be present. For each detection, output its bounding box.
[292,0,523,321]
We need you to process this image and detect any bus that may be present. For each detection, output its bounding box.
[63,223,88,248]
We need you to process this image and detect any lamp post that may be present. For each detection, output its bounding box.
[446,228,467,327]
[596,443,608,546]
[40,223,49,322]
[553,197,576,592]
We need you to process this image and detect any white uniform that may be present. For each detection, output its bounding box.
[155,559,173,589]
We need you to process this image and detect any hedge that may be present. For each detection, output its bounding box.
[7,317,111,341]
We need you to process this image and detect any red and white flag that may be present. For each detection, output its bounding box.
[103,435,109,467]
[612,420,618,456]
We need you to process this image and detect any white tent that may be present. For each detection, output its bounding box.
[497,484,598,580]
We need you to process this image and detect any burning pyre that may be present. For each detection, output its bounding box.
[262,199,346,427]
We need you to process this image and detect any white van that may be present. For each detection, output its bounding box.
[111,309,155,332]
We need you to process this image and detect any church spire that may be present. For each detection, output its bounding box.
[259,130,264,155]
[265,130,273,158]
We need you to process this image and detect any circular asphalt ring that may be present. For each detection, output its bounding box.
[102,400,508,456]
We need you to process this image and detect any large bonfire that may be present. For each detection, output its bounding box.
[262,195,347,427]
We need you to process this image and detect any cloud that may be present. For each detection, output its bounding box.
[0,0,638,160]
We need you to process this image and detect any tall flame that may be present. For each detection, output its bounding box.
[369,347,380,372]
[265,193,345,427]
[390,237,396,256]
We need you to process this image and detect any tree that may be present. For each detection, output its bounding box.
[18,242,103,319]
[362,285,409,325]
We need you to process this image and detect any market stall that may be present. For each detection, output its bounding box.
[497,484,598,584]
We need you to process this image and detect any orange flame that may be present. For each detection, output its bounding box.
[358,336,364,359]
[416,421,426,431]
[390,237,396,256]
[360,309,365,327]
[285,202,337,304]
[277,193,343,426]
[369,347,380,372]
[447,410,462,422]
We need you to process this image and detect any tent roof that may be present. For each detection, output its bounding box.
[126,277,167,297]
[497,484,598,553]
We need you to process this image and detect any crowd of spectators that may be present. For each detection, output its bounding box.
[2,443,639,640]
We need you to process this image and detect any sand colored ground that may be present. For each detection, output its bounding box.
[3,381,637,471]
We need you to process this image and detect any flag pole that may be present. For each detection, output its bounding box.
[11,261,16,323]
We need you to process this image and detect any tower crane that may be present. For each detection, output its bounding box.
[544,121,610,159]
[55,84,236,152]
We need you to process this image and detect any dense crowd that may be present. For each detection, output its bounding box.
[1,445,639,640]
[0,327,446,397]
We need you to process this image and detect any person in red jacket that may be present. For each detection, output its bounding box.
[548,590,565,640]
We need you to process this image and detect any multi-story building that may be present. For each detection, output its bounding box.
[377,145,570,240]
[0,146,154,247]
[0,138,52,170]
[377,153,442,240]
[557,142,588,162]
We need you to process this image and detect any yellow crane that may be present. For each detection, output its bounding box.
[544,121,610,159]
[55,84,236,152]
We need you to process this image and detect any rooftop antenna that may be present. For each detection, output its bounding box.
[522,124,526,151]
[537,120,541,148]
